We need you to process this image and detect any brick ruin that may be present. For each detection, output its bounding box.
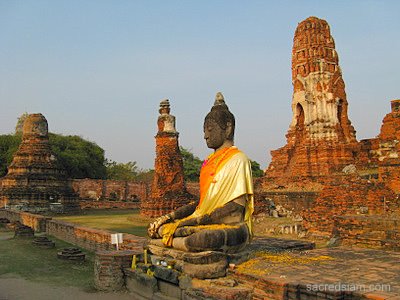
[302,100,400,238]
[71,179,147,202]
[260,16,400,240]
[265,16,358,188]
[0,113,79,213]
[375,100,400,193]
[140,100,194,217]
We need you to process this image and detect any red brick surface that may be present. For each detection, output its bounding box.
[265,17,358,184]
[302,176,398,237]
[141,131,194,218]
[72,179,147,202]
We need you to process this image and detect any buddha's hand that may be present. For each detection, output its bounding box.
[148,214,172,238]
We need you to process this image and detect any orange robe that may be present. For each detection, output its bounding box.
[161,146,254,247]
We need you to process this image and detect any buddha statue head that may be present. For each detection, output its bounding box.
[204,92,235,150]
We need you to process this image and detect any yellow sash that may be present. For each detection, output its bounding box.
[161,146,254,247]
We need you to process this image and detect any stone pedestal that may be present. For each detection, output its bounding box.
[14,224,34,238]
[148,245,228,279]
[32,236,55,248]
[57,247,85,261]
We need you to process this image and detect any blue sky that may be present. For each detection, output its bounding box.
[0,1,399,169]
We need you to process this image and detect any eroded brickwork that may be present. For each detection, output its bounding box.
[265,17,358,185]
[377,100,400,193]
[71,179,147,202]
[141,100,193,217]
[335,215,400,250]
[0,114,78,213]
[259,17,400,242]
[302,175,398,237]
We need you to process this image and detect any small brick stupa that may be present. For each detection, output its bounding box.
[141,100,193,217]
[265,16,359,186]
[0,113,78,213]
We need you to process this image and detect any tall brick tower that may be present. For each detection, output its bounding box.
[141,100,192,217]
[265,17,359,183]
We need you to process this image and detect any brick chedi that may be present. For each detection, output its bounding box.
[377,99,400,193]
[140,100,193,217]
[265,16,359,186]
[0,113,78,213]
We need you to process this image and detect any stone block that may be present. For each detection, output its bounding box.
[182,290,206,300]
[125,269,158,299]
[183,260,227,279]
[152,292,179,300]
[158,280,182,299]
[154,266,180,284]
[178,275,193,290]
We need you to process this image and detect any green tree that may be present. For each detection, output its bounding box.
[0,134,22,176]
[0,133,107,179]
[135,169,154,184]
[180,147,203,182]
[105,160,139,181]
[49,133,107,179]
[250,160,264,177]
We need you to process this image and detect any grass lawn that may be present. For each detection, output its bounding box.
[54,209,153,237]
[0,230,95,291]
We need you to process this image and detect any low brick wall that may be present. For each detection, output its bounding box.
[0,209,50,232]
[303,177,398,237]
[79,200,140,210]
[0,209,147,252]
[46,219,146,252]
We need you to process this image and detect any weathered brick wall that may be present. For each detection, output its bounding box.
[379,164,400,194]
[257,191,318,215]
[357,138,380,168]
[72,179,103,199]
[335,215,400,250]
[0,209,50,232]
[46,219,147,252]
[46,220,112,251]
[0,209,146,252]
[72,179,148,202]
[302,176,398,237]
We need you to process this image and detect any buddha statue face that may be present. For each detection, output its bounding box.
[203,119,231,150]
[203,103,235,151]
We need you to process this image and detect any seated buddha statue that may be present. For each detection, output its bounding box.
[148,92,254,253]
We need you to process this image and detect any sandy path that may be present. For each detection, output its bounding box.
[0,276,140,300]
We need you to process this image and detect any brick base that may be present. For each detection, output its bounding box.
[94,250,137,291]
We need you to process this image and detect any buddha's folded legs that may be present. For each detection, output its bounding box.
[173,223,249,253]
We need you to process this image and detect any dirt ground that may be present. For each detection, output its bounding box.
[0,275,139,300]
[0,213,310,300]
